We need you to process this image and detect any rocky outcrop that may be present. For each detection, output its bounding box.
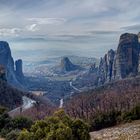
[0,41,23,87]
[98,49,115,84]
[98,33,140,85]
[60,57,79,72]
[138,32,140,42]
[114,33,139,79]
[15,59,24,83]
[107,49,115,81]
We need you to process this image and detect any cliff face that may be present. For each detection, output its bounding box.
[0,41,24,88]
[114,33,139,79]
[0,65,6,81]
[98,33,140,85]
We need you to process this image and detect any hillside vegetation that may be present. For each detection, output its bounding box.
[0,108,90,140]
[65,76,140,130]
[0,80,22,109]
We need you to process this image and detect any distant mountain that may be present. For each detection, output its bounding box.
[60,57,80,72]
[23,55,99,77]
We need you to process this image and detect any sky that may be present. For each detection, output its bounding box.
[0,0,140,62]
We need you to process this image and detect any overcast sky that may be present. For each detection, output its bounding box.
[0,0,140,61]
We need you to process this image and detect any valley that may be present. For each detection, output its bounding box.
[1,0,140,139]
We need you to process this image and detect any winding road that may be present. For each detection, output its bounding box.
[9,96,36,116]
[59,81,82,108]
[70,81,82,92]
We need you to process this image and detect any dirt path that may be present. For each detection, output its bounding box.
[90,120,140,140]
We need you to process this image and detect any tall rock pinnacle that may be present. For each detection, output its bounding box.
[114,33,140,79]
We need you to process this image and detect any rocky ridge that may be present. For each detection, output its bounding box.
[98,33,140,85]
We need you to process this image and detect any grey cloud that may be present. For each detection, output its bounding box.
[121,24,140,32]
[89,30,120,35]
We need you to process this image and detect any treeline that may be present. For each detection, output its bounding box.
[65,76,140,130]
[0,107,90,140]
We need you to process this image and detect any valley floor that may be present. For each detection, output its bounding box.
[90,120,140,140]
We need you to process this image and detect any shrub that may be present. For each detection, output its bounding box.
[6,130,20,140]
[91,110,121,130]
[18,110,90,140]
[0,113,12,136]
[12,116,33,130]
[122,105,140,122]
[0,106,7,114]
[71,119,90,140]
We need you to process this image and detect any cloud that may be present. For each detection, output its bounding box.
[89,30,120,35]
[27,17,66,25]
[0,28,22,37]
[26,24,38,32]
[1,0,140,59]
[121,24,140,32]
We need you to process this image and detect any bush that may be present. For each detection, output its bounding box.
[17,129,34,140]
[122,105,140,122]
[91,111,121,130]
[0,112,12,137]
[18,110,90,140]
[6,130,20,140]
[0,106,7,114]
[0,108,33,138]
[71,119,90,140]
[12,116,33,130]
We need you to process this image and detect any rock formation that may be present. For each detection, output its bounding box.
[15,59,24,83]
[0,41,23,87]
[60,57,79,72]
[138,32,140,42]
[98,49,115,84]
[114,33,139,79]
[98,33,140,85]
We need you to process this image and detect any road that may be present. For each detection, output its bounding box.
[9,96,36,116]
[59,98,64,108]
[58,81,81,108]
[70,81,82,92]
